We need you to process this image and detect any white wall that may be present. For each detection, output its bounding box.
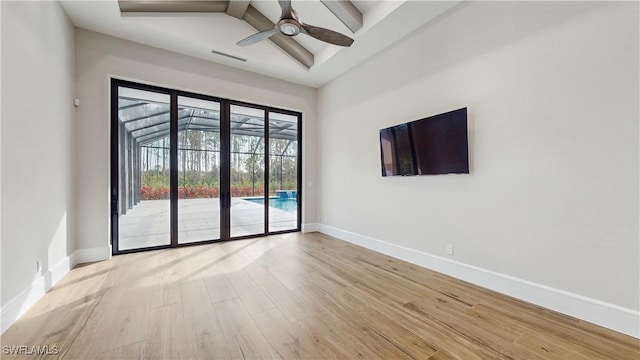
[318,1,638,334]
[74,29,318,253]
[1,0,75,310]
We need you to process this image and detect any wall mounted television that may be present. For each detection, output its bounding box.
[379,107,469,176]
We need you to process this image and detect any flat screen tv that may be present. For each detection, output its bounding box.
[379,107,469,176]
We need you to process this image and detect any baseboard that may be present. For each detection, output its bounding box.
[1,274,46,334]
[1,246,111,334]
[1,254,72,334]
[302,223,319,233]
[71,245,112,264]
[318,224,640,339]
[47,256,71,289]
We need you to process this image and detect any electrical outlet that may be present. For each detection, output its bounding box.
[36,260,42,273]
[446,244,454,255]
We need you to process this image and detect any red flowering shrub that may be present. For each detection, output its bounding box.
[141,185,264,200]
[140,186,170,200]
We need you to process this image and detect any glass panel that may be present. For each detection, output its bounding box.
[268,112,298,232]
[178,97,221,244]
[230,105,265,237]
[117,87,171,250]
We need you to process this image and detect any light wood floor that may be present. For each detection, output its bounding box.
[1,232,638,359]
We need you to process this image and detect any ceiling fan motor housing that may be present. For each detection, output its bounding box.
[278,19,300,36]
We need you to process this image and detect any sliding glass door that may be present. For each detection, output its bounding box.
[177,96,222,244]
[268,112,299,232]
[114,88,172,251]
[229,104,266,237]
[111,80,301,254]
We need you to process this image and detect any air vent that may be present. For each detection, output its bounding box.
[211,50,247,62]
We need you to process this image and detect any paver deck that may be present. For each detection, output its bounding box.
[119,198,297,250]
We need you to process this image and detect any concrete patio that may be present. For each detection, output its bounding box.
[118,197,297,250]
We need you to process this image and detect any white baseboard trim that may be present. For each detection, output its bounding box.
[47,256,71,289]
[302,223,319,233]
[1,246,111,334]
[1,254,72,334]
[71,245,112,265]
[318,224,640,339]
[1,274,46,334]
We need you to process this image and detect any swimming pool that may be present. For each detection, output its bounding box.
[245,197,297,212]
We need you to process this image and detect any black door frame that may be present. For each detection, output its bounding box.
[110,78,302,255]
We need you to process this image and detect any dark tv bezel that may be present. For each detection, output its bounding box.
[379,107,469,177]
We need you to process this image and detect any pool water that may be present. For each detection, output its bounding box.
[245,198,297,212]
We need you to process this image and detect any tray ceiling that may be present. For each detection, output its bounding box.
[60,0,461,87]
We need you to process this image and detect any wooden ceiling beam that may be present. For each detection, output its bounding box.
[118,0,315,69]
[118,1,228,13]
[320,0,362,33]
[226,0,250,19]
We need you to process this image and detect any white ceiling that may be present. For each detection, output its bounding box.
[60,0,461,88]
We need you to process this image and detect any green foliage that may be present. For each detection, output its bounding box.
[140,131,297,200]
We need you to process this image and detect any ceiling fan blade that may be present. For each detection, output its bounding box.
[301,23,354,47]
[278,0,292,17]
[237,28,279,46]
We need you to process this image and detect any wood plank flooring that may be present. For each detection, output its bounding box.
[1,232,638,359]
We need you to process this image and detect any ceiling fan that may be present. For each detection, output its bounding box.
[237,0,354,47]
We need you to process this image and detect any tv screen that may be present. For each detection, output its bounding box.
[380,107,469,176]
